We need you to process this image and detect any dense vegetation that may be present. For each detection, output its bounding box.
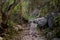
[0,0,60,40]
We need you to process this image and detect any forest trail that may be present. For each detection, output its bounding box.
[14,21,46,40]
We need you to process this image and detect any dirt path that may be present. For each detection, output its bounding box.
[13,23,46,40]
[20,22,46,40]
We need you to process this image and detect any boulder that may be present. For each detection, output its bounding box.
[0,37,3,40]
[34,17,47,26]
[13,25,23,31]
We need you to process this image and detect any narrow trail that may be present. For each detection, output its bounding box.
[20,21,46,40]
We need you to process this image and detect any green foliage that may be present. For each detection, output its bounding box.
[53,14,60,27]
[21,0,31,20]
[9,0,14,6]
[14,3,21,12]
[2,0,14,12]
[7,20,14,27]
[40,0,59,17]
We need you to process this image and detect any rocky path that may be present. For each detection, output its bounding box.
[12,21,60,40]
[20,22,46,40]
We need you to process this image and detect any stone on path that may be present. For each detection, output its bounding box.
[13,25,23,31]
[0,37,3,40]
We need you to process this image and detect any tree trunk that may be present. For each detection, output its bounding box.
[1,0,8,29]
